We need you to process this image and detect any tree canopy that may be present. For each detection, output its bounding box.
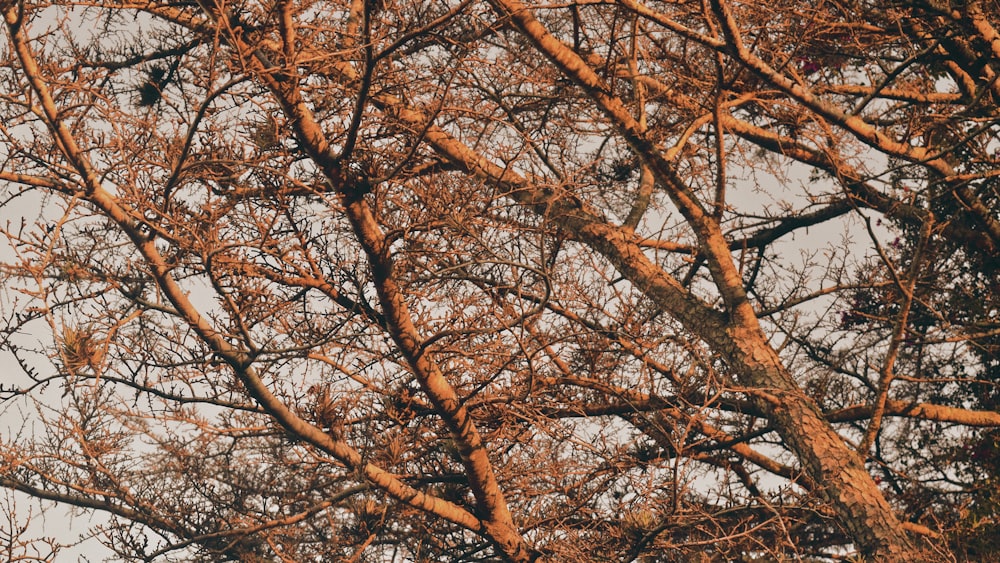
[0,0,998,560]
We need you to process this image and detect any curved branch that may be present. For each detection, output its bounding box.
[1,4,486,543]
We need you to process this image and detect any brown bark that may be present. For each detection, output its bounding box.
[187,4,538,559]
[1,2,506,555]
[473,0,934,558]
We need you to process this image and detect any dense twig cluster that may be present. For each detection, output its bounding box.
[0,0,998,560]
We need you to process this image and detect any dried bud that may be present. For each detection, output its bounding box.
[61,325,104,376]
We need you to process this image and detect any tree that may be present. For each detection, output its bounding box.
[0,0,998,560]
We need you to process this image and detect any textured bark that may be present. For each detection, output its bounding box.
[575,218,925,561]
[475,0,937,558]
[196,6,538,559]
[425,110,931,556]
[340,195,538,562]
[3,4,531,559]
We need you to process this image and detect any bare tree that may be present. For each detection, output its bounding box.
[1,0,998,560]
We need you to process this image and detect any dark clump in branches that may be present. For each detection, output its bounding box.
[136,59,180,107]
